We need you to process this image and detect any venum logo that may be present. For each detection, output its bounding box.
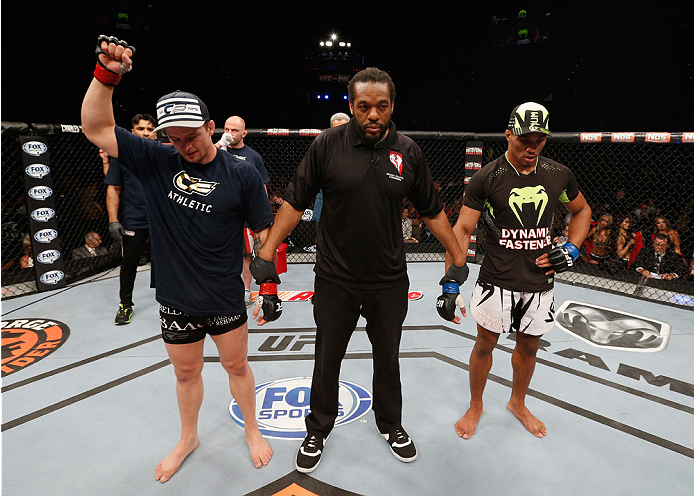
[25,164,51,179]
[1,318,70,376]
[22,141,48,157]
[28,186,53,201]
[31,208,55,222]
[508,185,548,227]
[172,171,218,196]
[229,377,372,439]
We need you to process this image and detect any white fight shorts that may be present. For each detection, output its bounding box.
[469,281,555,336]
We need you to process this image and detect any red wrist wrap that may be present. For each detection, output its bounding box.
[259,283,277,295]
[93,63,122,86]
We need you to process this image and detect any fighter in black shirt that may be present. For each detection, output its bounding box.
[441,102,591,440]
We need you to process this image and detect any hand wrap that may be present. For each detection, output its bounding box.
[93,35,136,86]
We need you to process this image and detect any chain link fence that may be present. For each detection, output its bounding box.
[3,123,693,309]
[2,123,121,298]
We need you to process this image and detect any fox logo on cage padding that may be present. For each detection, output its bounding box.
[1,319,70,376]
[229,377,372,439]
[554,300,671,352]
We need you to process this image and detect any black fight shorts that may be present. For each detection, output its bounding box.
[159,304,247,344]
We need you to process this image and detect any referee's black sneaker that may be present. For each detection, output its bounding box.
[379,426,417,462]
[296,433,328,473]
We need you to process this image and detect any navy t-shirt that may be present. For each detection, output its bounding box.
[115,126,274,315]
[104,157,148,230]
[224,144,270,229]
[224,145,270,183]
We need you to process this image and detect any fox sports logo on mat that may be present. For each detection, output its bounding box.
[229,377,372,439]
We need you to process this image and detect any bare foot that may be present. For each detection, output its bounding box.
[155,437,199,483]
[507,401,546,438]
[455,405,483,439]
[246,430,273,468]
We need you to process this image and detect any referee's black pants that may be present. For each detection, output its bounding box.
[119,229,149,307]
[305,275,409,438]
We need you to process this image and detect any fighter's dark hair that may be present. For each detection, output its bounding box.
[131,113,157,128]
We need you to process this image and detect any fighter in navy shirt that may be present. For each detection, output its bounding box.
[81,35,274,483]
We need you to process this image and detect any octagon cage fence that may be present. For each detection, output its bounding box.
[2,122,693,309]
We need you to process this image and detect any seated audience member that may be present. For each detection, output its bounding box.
[580,213,615,267]
[402,207,418,243]
[614,215,639,271]
[651,215,683,258]
[633,234,685,281]
[20,234,33,269]
[71,231,108,260]
[553,223,569,246]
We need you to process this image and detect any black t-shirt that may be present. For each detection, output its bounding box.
[284,119,442,288]
[115,126,273,315]
[464,153,580,292]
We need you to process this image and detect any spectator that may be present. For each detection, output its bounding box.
[580,213,614,267]
[605,188,631,218]
[652,215,683,257]
[20,234,33,269]
[553,223,569,246]
[614,214,640,271]
[71,231,108,260]
[633,233,685,280]
[401,207,418,243]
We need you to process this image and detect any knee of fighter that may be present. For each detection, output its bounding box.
[173,363,203,382]
[515,341,540,357]
[221,357,249,377]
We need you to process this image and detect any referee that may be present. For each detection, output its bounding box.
[251,67,467,473]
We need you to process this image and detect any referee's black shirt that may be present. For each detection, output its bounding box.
[284,118,442,289]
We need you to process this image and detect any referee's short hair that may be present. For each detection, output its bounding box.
[348,67,396,103]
